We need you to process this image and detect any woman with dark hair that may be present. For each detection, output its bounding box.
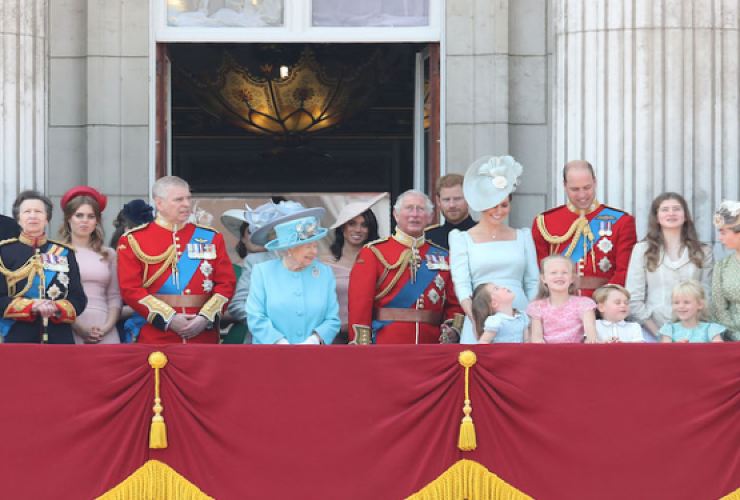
[625,192,712,340]
[0,190,86,343]
[326,194,383,342]
[108,199,155,248]
[108,199,154,342]
[59,186,121,344]
[450,156,539,344]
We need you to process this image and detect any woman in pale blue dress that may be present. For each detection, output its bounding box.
[247,211,340,345]
[449,156,540,344]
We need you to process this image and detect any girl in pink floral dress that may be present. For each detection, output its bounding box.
[527,255,597,343]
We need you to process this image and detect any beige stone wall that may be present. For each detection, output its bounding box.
[553,0,739,244]
[47,0,150,236]
[445,0,551,230]
[0,0,46,214]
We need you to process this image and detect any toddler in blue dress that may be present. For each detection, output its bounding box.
[471,282,529,343]
[660,280,725,343]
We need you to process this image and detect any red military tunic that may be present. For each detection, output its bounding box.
[117,216,236,344]
[531,200,637,296]
[348,230,462,344]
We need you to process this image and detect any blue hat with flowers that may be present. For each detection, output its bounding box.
[264,215,328,251]
[463,155,523,212]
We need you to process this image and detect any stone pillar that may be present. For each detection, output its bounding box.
[553,0,739,240]
[0,0,46,213]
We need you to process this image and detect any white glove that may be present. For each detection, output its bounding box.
[276,338,290,345]
[300,334,321,345]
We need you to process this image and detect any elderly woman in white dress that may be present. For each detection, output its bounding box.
[449,156,540,344]
[247,209,340,344]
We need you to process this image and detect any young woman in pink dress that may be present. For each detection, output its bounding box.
[59,186,121,344]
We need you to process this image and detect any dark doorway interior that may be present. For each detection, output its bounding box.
[168,43,424,200]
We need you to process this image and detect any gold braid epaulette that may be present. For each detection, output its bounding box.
[0,253,44,297]
[368,246,412,301]
[535,214,593,258]
[126,233,178,288]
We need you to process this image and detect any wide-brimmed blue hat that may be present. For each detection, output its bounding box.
[264,215,328,251]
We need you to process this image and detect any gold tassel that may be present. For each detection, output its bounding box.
[406,459,533,499]
[96,460,214,500]
[148,351,168,449]
[457,350,477,452]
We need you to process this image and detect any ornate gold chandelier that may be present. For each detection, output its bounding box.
[172,45,382,136]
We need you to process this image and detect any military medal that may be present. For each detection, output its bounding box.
[426,254,449,271]
[46,284,62,300]
[199,261,214,292]
[57,272,69,287]
[598,257,612,273]
[434,275,445,290]
[428,288,440,304]
[597,238,613,254]
[188,242,217,260]
[41,254,69,272]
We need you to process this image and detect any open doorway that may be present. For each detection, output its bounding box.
[156,42,439,202]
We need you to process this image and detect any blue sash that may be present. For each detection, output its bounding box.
[371,246,446,343]
[566,207,625,263]
[0,245,69,337]
[127,227,215,340]
[159,226,215,294]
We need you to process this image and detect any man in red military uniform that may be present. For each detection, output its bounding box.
[117,176,235,344]
[348,190,462,344]
[531,160,637,296]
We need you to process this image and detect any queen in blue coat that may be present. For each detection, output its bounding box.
[247,211,340,345]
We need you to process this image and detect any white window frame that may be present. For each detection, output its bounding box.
[148,0,446,185]
[154,0,442,43]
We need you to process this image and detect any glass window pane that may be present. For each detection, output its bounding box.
[312,0,429,27]
[167,0,283,27]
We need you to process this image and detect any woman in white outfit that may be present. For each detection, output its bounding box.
[625,192,712,341]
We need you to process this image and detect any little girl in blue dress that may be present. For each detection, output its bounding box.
[471,282,529,343]
[659,280,725,343]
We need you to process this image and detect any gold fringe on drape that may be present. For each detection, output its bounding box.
[96,460,213,500]
[721,488,740,500]
[406,459,532,500]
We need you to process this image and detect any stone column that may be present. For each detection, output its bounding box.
[553,0,739,240]
[0,0,46,213]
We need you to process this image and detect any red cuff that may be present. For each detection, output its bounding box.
[3,298,35,322]
[49,300,77,324]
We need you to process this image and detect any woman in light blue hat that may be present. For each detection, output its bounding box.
[247,211,340,345]
[449,155,540,344]
[225,200,323,343]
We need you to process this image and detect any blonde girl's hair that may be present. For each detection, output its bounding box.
[471,283,495,336]
[58,195,110,260]
[592,284,631,305]
[671,279,708,321]
[536,255,577,299]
